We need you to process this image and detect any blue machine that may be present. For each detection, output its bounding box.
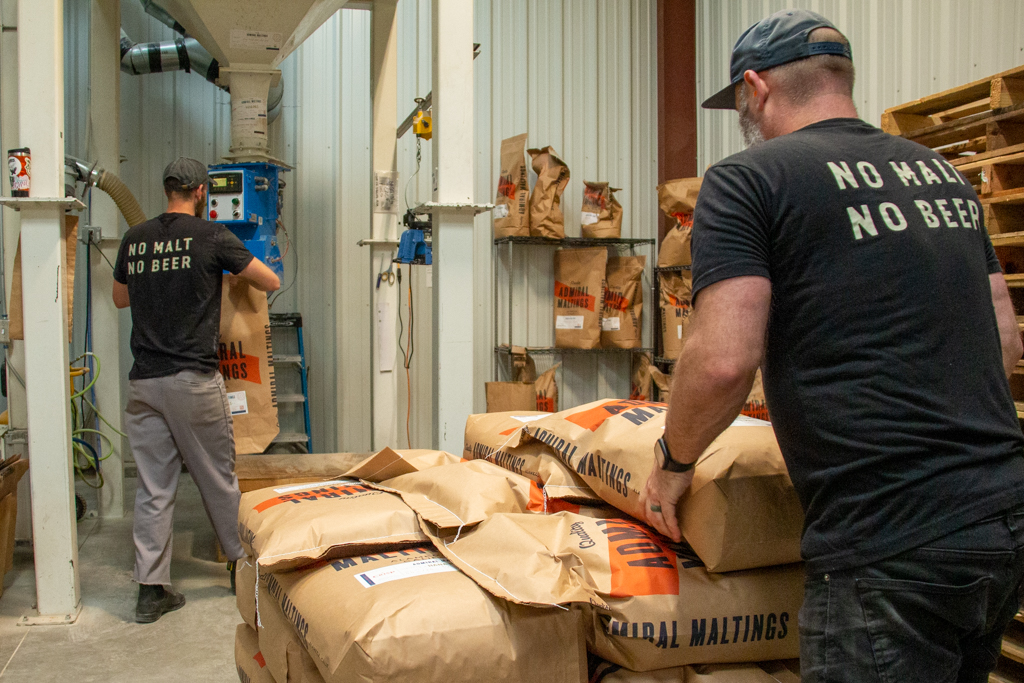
[394,209,432,265]
[207,162,286,278]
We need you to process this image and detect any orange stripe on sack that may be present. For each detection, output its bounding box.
[554,281,595,311]
[564,399,662,432]
[253,483,371,513]
[219,353,262,385]
[527,482,546,512]
[499,427,517,436]
[253,652,267,668]
[598,519,679,597]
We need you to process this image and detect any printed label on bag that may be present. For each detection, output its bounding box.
[493,204,509,219]
[355,558,457,587]
[677,325,683,339]
[602,317,621,331]
[511,414,550,423]
[227,391,249,416]
[556,315,585,330]
[229,29,282,51]
[581,211,600,225]
[730,415,771,427]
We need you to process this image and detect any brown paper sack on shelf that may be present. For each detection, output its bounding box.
[528,146,571,238]
[741,370,769,422]
[525,400,803,572]
[464,411,602,504]
[236,452,370,492]
[422,512,802,669]
[237,478,425,572]
[660,272,692,360]
[582,181,624,239]
[657,177,702,268]
[535,363,560,412]
[494,133,531,238]
[220,279,279,454]
[650,366,672,403]
[256,570,327,683]
[486,381,536,412]
[264,546,588,683]
[511,345,538,382]
[555,247,608,349]
[9,215,78,340]
[237,556,258,630]
[631,353,653,400]
[603,256,646,349]
[235,623,276,683]
[344,447,463,483]
[590,660,800,682]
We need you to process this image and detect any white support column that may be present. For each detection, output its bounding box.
[18,0,80,621]
[431,0,475,453]
[370,0,399,449]
[0,0,31,541]
[89,0,125,518]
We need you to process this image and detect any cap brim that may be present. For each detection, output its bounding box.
[701,82,738,110]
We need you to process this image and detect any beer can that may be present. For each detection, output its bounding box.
[7,148,30,197]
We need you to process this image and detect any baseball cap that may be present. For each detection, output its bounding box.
[701,9,852,110]
[162,157,210,190]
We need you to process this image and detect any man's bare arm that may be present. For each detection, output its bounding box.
[990,272,1022,379]
[641,275,771,541]
[113,280,130,309]
[235,257,281,292]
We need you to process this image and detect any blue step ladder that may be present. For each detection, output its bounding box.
[269,313,313,453]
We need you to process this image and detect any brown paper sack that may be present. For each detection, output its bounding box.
[422,512,802,669]
[220,279,279,454]
[256,570,326,683]
[237,556,258,630]
[236,452,369,492]
[650,366,672,403]
[741,370,769,422]
[237,478,425,572]
[494,133,531,238]
[525,400,804,572]
[9,215,78,340]
[631,353,653,400]
[486,381,536,413]
[464,411,601,503]
[511,345,538,382]
[590,660,800,682]
[264,546,588,683]
[535,363,560,412]
[657,178,702,268]
[555,247,608,349]
[582,181,624,239]
[660,272,692,360]
[235,623,276,683]
[528,146,571,238]
[603,256,646,349]
[344,447,463,483]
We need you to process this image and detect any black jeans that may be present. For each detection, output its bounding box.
[800,505,1024,683]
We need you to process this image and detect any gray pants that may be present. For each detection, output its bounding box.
[125,370,245,586]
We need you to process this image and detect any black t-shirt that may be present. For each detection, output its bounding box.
[692,118,1024,573]
[114,213,254,380]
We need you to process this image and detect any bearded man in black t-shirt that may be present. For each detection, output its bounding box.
[113,158,280,623]
[640,10,1024,682]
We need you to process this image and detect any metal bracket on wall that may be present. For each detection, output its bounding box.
[4,429,27,445]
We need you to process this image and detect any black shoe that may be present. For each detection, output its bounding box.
[135,584,186,624]
[227,561,237,595]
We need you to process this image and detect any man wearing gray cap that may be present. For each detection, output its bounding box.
[113,157,280,623]
[641,10,1024,681]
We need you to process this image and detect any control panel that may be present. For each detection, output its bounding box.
[206,162,286,278]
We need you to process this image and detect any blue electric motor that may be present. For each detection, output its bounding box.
[207,162,286,278]
[393,209,432,266]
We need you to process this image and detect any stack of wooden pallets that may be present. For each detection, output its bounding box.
[883,63,1024,683]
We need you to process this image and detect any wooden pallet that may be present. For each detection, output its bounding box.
[882,64,1024,155]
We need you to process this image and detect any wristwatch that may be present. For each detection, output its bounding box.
[656,437,696,473]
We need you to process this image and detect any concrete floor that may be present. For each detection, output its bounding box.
[0,475,238,682]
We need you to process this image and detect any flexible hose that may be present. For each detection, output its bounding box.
[96,170,147,227]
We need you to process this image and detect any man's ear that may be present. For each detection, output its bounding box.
[742,70,769,111]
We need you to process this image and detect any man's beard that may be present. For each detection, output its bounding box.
[737,93,766,148]
[194,194,205,217]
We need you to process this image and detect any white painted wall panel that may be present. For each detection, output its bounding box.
[697,0,1024,170]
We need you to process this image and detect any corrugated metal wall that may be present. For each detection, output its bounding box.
[61,0,658,454]
[697,0,1024,170]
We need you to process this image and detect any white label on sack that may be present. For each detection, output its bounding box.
[677,324,683,339]
[273,480,351,494]
[493,204,509,219]
[556,315,585,330]
[601,317,620,331]
[229,29,283,51]
[511,414,550,423]
[581,211,599,225]
[227,391,249,416]
[731,415,771,427]
[355,558,458,588]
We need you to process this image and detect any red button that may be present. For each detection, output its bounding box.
[210,210,218,219]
